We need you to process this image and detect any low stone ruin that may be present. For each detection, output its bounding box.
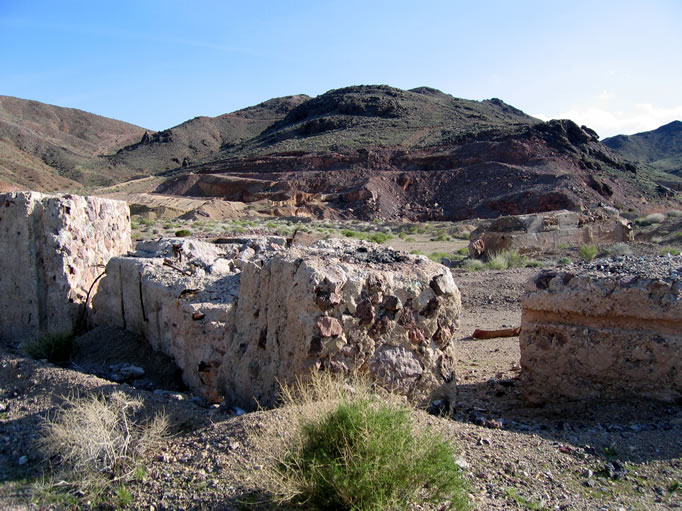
[520,255,682,403]
[469,207,633,258]
[91,237,461,409]
[0,192,132,342]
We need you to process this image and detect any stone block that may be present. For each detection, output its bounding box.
[520,255,682,403]
[91,237,461,409]
[0,192,131,342]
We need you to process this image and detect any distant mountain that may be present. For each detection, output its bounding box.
[603,121,682,180]
[2,86,679,219]
[158,85,663,220]
[0,95,147,190]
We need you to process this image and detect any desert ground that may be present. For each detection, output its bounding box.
[1,214,681,511]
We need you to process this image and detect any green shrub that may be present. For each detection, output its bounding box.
[278,398,469,511]
[579,244,599,261]
[485,249,527,270]
[174,229,191,237]
[368,232,393,244]
[456,247,469,256]
[557,256,572,265]
[462,259,485,272]
[661,247,681,256]
[341,229,362,239]
[21,332,76,364]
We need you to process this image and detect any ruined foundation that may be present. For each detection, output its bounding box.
[520,256,682,403]
[0,192,132,342]
[469,208,633,257]
[91,237,461,409]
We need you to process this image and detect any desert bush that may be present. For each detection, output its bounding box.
[604,243,633,257]
[249,372,469,511]
[368,232,393,244]
[579,244,599,261]
[21,332,75,364]
[39,392,167,481]
[485,249,527,270]
[462,259,485,272]
[174,229,191,237]
[667,209,682,218]
[636,213,666,226]
[661,247,681,256]
[557,256,572,265]
[456,247,470,256]
[281,399,468,510]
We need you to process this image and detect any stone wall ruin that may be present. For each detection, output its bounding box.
[90,237,461,409]
[520,256,682,403]
[469,207,633,258]
[0,192,132,342]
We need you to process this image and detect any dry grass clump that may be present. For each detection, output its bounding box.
[636,212,666,226]
[244,371,470,510]
[38,391,167,489]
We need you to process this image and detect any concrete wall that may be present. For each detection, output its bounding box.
[0,192,131,343]
[91,238,461,409]
[520,257,682,403]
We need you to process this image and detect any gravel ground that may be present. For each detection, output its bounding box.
[1,247,681,510]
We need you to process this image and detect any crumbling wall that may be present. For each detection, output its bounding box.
[520,256,682,403]
[0,192,132,342]
[469,208,633,257]
[91,238,461,409]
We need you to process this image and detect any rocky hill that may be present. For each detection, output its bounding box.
[0,95,147,190]
[159,86,666,220]
[108,94,309,173]
[3,87,680,219]
[603,120,682,191]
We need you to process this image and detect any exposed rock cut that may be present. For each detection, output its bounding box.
[468,207,633,257]
[91,237,461,409]
[520,255,682,403]
[0,192,132,342]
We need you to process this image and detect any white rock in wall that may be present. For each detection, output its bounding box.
[91,237,461,409]
[0,192,132,342]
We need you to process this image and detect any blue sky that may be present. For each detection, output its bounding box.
[1,0,680,137]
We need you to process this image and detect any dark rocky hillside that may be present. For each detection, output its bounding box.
[603,121,682,191]
[2,86,679,219]
[108,95,309,173]
[161,86,672,220]
[0,95,147,190]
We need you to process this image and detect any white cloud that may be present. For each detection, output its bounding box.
[534,103,682,138]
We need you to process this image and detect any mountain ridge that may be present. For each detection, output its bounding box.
[1,87,679,220]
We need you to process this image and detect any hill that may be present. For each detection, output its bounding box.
[158,85,670,220]
[0,95,147,190]
[107,94,310,173]
[2,87,679,219]
[603,121,682,191]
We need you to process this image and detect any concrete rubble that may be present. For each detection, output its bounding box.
[469,207,633,258]
[520,255,682,403]
[0,192,132,342]
[91,237,461,409]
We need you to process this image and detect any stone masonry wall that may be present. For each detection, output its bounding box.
[91,237,461,409]
[0,192,132,342]
[520,255,682,403]
[469,208,633,257]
